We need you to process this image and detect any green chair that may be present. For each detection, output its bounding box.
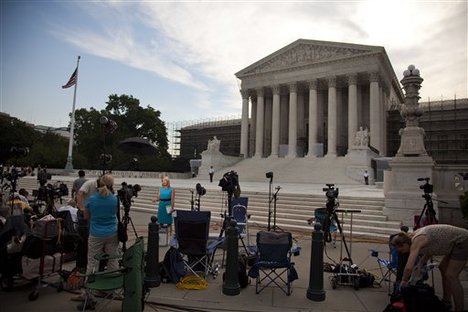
[81,237,144,311]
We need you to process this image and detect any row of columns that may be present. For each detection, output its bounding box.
[239,73,384,158]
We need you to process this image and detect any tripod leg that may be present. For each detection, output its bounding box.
[332,212,353,264]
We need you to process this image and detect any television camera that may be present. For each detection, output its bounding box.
[417,177,433,199]
[414,177,438,230]
[218,170,240,197]
[196,183,206,196]
[36,181,69,203]
[117,182,141,212]
[323,183,339,213]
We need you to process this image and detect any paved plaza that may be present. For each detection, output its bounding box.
[1,176,467,311]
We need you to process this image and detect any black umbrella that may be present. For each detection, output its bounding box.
[118,137,158,155]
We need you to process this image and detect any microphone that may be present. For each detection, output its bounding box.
[275,186,282,190]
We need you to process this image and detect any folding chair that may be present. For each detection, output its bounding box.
[174,210,223,279]
[81,237,145,312]
[248,231,298,295]
[370,234,398,294]
[231,200,256,253]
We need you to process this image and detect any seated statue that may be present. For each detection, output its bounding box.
[206,136,221,152]
[354,126,369,147]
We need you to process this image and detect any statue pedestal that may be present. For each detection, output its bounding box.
[345,147,377,183]
[199,150,242,179]
[383,155,435,227]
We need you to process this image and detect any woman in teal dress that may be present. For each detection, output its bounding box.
[156,176,175,225]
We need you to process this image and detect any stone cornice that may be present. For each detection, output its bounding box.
[238,51,381,79]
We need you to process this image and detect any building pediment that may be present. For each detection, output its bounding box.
[236,39,383,77]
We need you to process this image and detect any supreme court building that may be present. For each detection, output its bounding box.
[236,39,404,159]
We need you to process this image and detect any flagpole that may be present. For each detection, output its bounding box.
[64,56,81,171]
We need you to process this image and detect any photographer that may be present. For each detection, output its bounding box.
[75,174,114,274]
[72,170,87,200]
[78,174,119,310]
[153,176,175,228]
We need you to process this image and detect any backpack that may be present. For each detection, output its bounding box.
[401,283,448,312]
[161,247,186,283]
[222,254,249,288]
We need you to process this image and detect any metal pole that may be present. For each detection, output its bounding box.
[144,216,160,288]
[307,223,326,301]
[222,220,240,296]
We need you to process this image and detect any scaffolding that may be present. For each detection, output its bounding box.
[166,114,241,159]
[387,97,468,164]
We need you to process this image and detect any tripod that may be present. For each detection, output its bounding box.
[321,199,354,264]
[120,205,138,252]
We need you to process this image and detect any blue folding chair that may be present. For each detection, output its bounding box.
[248,231,298,295]
[174,210,223,279]
[371,234,398,294]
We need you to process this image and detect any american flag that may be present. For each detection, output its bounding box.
[62,68,77,89]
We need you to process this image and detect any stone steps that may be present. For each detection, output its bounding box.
[17,177,400,238]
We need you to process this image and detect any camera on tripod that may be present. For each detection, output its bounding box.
[218,170,240,197]
[118,182,141,211]
[323,183,339,213]
[417,177,433,196]
[37,181,68,203]
[2,167,26,183]
[196,183,206,196]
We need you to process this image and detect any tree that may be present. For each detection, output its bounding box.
[0,114,68,168]
[73,94,171,171]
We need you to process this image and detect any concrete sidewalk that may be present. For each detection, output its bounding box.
[2,219,459,312]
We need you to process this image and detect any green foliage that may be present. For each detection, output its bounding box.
[1,94,183,172]
[0,114,67,167]
[73,94,171,171]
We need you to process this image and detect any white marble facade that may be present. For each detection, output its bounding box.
[236,39,404,159]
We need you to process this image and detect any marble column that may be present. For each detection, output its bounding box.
[270,85,280,157]
[326,77,337,157]
[240,89,249,158]
[254,88,265,158]
[369,72,380,153]
[287,83,297,158]
[307,79,318,157]
[347,74,358,152]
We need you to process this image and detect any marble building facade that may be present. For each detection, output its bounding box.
[235,39,404,159]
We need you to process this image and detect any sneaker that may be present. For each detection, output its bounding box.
[77,300,96,311]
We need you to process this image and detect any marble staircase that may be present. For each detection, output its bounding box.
[17,177,400,239]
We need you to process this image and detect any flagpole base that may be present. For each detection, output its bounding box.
[64,156,74,172]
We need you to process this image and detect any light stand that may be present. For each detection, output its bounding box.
[266,172,273,231]
[272,185,281,231]
[99,115,117,175]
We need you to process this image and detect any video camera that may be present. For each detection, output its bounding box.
[417,177,433,195]
[1,167,26,183]
[218,170,240,197]
[323,183,339,200]
[323,183,339,213]
[118,182,141,211]
[196,183,206,196]
[37,181,68,203]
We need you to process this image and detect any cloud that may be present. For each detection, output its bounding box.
[49,3,207,90]
[52,1,466,115]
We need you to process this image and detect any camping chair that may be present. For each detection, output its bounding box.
[231,198,256,255]
[370,234,398,294]
[81,237,145,312]
[174,210,223,279]
[231,197,250,243]
[248,231,298,295]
